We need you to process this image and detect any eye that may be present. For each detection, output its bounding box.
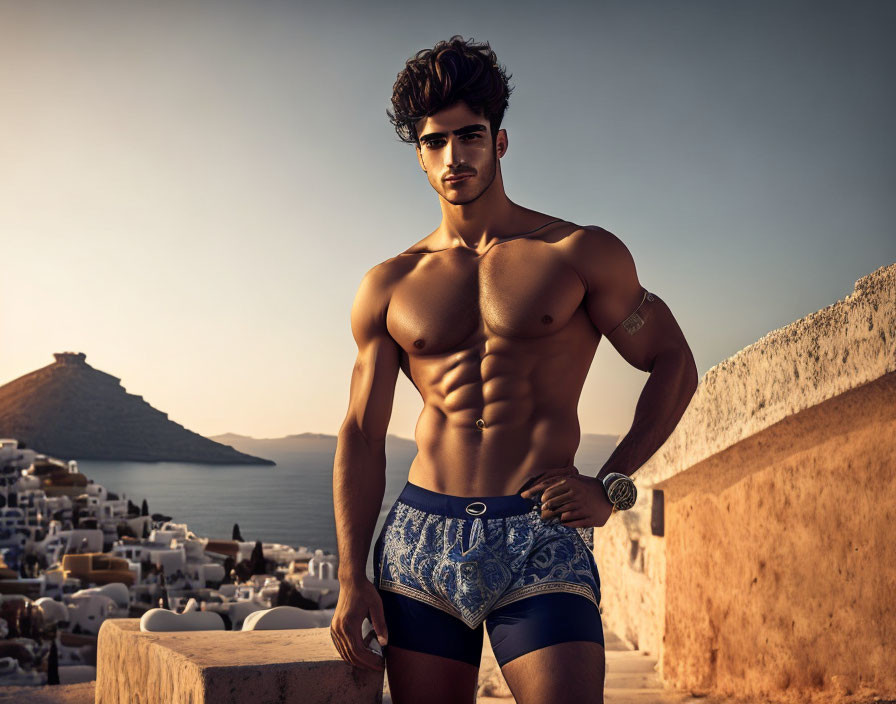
[423,139,445,149]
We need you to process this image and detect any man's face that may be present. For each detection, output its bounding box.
[414,101,507,205]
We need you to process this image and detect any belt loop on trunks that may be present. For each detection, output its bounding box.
[465,501,487,516]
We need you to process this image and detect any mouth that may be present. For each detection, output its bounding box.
[444,173,474,183]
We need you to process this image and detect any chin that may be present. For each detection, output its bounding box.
[438,181,489,206]
[450,195,485,206]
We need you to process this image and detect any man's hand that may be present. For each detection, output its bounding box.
[330,577,388,671]
[521,468,616,528]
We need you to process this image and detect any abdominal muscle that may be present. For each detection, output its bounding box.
[404,323,598,497]
[408,407,583,496]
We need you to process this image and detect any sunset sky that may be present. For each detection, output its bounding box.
[2,0,894,441]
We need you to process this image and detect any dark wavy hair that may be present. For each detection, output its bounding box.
[388,35,514,146]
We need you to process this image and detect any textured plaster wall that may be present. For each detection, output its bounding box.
[662,372,896,703]
[592,262,895,699]
[641,263,895,491]
[592,494,666,655]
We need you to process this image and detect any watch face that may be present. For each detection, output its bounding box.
[607,476,637,510]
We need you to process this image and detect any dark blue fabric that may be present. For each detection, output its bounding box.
[486,591,605,666]
[378,589,484,666]
[395,481,538,518]
[377,589,604,667]
[372,482,604,667]
[374,485,601,630]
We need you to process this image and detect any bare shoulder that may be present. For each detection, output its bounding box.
[360,254,411,288]
[352,232,436,315]
[566,225,695,372]
[564,224,649,340]
[560,224,637,292]
[350,255,410,345]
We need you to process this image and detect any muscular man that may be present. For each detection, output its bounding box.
[330,36,699,704]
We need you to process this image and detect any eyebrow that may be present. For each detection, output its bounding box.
[419,124,487,143]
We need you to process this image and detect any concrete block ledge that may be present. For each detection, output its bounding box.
[96,619,383,704]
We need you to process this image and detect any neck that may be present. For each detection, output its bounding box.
[436,163,519,249]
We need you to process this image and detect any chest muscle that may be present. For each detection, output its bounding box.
[386,241,586,355]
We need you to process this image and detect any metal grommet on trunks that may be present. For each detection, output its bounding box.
[465,501,487,516]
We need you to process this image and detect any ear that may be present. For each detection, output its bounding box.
[416,145,427,172]
[495,129,508,158]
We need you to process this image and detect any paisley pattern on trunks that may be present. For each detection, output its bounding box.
[374,500,601,629]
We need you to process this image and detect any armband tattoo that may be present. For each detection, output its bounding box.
[617,290,656,335]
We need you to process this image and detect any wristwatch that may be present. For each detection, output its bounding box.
[600,472,637,512]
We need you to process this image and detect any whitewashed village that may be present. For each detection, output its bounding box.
[0,437,339,687]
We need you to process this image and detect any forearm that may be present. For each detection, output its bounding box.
[333,423,386,584]
[597,349,698,482]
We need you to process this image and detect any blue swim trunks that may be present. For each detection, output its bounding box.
[372,482,604,666]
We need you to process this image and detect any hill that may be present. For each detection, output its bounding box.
[0,352,274,465]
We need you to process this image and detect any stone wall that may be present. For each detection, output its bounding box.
[592,262,896,702]
[96,619,384,704]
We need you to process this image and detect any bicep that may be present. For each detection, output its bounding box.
[341,268,402,443]
[579,227,690,373]
[344,334,401,443]
[601,291,691,373]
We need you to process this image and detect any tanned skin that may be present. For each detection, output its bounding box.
[331,100,699,704]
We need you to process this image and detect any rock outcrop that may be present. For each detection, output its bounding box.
[0,353,273,465]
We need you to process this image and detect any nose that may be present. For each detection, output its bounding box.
[444,136,459,167]
[445,139,464,169]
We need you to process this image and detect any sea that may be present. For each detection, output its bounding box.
[76,440,418,578]
[76,433,616,578]
[77,459,409,565]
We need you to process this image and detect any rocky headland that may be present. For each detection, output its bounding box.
[0,353,273,465]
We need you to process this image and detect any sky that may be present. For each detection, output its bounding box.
[1,0,894,441]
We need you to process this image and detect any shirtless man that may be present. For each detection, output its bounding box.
[330,36,699,704]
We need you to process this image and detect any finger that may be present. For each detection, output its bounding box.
[369,596,389,647]
[346,627,385,671]
[542,493,578,517]
[541,496,579,516]
[332,626,353,665]
[541,482,572,500]
[543,501,578,520]
[520,466,577,496]
[332,622,363,668]
[529,481,570,501]
[516,473,546,494]
[560,507,588,521]
[541,485,573,503]
[330,627,349,663]
[522,477,567,498]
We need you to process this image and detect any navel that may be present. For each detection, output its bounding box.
[413,338,425,349]
[541,314,553,325]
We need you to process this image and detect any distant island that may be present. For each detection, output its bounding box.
[210,430,623,477]
[0,352,274,465]
[209,431,417,459]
